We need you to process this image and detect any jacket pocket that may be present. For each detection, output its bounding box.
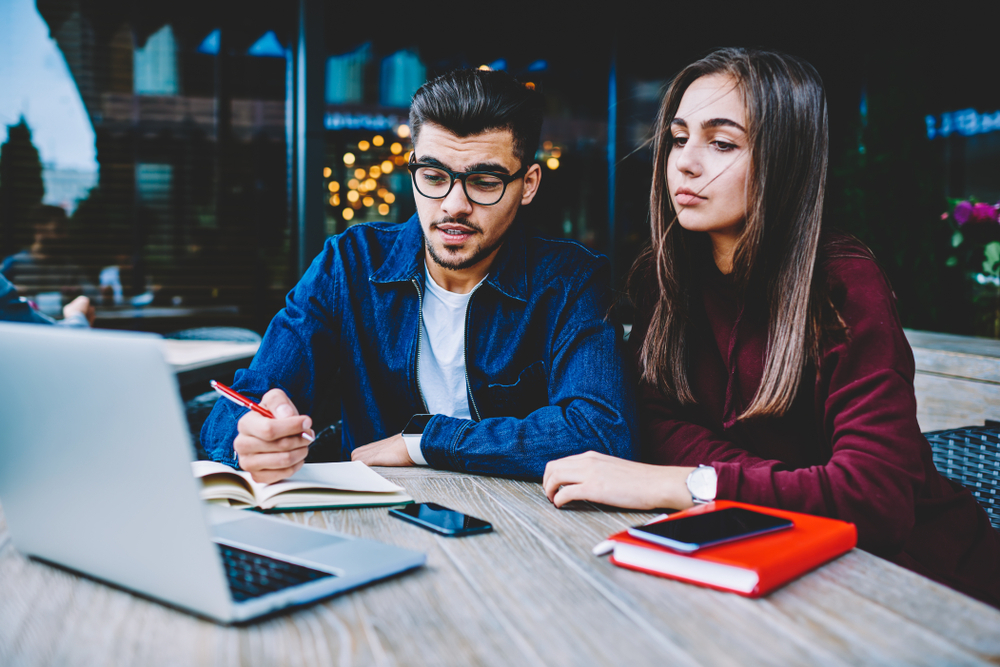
[483,360,548,420]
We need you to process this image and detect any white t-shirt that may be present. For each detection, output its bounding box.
[407,266,487,465]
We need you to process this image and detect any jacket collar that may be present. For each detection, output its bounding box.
[370,213,528,303]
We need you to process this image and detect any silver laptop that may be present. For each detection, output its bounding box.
[0,323,425,624]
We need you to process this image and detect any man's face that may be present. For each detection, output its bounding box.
[411,123,540,273]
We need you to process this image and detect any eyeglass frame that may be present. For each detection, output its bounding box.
[406,156,530,206]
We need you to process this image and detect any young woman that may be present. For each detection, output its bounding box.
[542,48,1000,607]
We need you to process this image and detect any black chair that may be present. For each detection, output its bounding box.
[923,421,1000,530]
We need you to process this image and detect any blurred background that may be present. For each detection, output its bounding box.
[2,0,998,337]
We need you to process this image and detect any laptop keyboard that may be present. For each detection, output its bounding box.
[217,543,336,602]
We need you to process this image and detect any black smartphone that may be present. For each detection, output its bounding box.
[627,507,793,553]
[389,503,493,537]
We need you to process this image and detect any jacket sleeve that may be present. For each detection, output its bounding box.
[418,260,639,480]
[0,274,55,325]
[644,258,928,555]
[200,242,343,467]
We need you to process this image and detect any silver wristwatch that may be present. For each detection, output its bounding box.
[686,464,718,504]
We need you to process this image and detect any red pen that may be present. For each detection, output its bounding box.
[210,380,315,443]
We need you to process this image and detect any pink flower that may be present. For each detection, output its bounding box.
[954,200,973,225]
[971,202,999,223]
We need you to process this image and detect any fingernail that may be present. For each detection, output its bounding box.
[275,405,294,418]
[302,417,312,431]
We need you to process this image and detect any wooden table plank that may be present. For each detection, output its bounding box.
[2,469,999,667]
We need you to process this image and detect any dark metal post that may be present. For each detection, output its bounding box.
[294,0,325,277]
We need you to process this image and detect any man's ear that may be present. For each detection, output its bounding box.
[520,163,542,205]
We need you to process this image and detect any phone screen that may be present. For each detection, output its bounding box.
[389,503,492,536]
[627,507,793,552]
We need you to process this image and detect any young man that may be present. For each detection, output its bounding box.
[201,69,636,482]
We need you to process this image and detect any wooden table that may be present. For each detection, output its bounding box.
[906,329,1000,432]
[2,468,999,666]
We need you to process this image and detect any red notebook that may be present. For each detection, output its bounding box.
[608,500,857,597]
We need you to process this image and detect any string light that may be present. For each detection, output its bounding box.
[323,167,332,178]
[369,166,382,178]
[381,160,394,173]
[343,153,356,165]
[390,142,402,155]
[546,157,560,170]
[343,208,354,220]
[384,192,396,204]
[372,135,384,147]
[378,204,389,215]
[347,191,360,203]
[348,179,359,190]
[397,125,410,139]
[358,140,370,151]
[329,194,340,206]
[362,196,374,207]
[354,168,366,180]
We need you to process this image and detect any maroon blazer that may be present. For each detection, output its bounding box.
[635,241,1000,607]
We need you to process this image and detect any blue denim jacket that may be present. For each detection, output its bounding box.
[201,214,637,479]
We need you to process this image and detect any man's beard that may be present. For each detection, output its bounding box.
[424,217,507,271]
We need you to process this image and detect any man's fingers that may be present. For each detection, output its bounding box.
[237,410,311,443]
[241,446,310,472]
[260,388,298,417]
[247,458,306,484]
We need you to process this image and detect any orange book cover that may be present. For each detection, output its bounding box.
[608,500,857,597]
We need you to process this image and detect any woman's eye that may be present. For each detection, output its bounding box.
[712,141,737,152]
[671,136,688,147]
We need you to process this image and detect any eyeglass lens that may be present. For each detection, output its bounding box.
[412,167,508,206]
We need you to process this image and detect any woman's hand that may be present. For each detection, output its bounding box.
[542,451,696,510]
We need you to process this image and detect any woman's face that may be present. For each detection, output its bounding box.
[666,74,750,247]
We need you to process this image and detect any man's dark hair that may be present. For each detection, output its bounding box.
[409,69,543,168]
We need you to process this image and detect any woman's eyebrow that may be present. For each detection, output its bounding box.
[670,117,746,133]
[702,118,747,133]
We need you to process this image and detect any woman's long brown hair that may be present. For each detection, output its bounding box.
[630,48,831,420]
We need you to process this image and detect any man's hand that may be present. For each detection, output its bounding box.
[351,433,414,467]
[233,388,314,484]
[542,451,694,510]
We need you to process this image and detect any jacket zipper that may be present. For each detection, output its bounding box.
[464,287,482,422]
[410,277,430,413]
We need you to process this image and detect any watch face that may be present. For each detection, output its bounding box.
[403,414,432,435]
[688,467,716,501]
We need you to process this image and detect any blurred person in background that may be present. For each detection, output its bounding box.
[1,204,96,315]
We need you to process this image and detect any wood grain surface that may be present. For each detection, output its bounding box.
[2,469,999,667]
[905,329,1000,431]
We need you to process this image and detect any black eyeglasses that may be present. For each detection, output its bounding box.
[407,158,528,206]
